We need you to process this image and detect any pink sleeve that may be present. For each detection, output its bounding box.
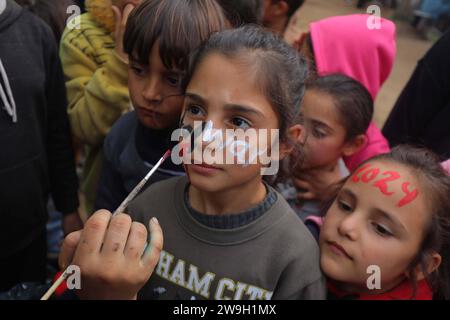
[304,216,324,227]
[344,122,390,172]
[442,159,450,175]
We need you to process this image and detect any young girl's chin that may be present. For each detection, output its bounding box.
[320,254,353,282]
[186,165,225,191]
[185,163,263,193]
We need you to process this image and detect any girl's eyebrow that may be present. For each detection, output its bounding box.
[223,104,264,119]
[340,188,357,202]
[374,208,407,234]
[185,92,205,104]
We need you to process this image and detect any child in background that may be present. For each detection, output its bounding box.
[318,146,450,300]
[290,14,395,202]
[60,0,142,215]
[279,74,373,220]
[217,0,264,26]
[60,26,325,300]
[95,0,228,212]
[262,0,305,38]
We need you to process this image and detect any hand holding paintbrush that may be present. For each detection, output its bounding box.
[40,151,169,300]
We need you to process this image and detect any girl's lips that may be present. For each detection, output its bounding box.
[327,241,353,260]
[188,163,222,175]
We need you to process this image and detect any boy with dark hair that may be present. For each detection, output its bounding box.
[95,0,228,211]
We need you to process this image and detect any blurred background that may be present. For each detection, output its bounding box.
[289,0,449,128]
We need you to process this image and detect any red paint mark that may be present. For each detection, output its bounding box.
[351,163,372,182]
[352,164,419,207]
[397,182,419,208]
[373,171,400,196]
[361,168,380,183]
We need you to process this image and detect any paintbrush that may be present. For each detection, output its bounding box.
[40,150,171,300]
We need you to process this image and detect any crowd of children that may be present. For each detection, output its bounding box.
[1,0,450,300]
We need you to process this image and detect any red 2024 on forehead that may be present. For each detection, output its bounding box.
[351,164,419,208]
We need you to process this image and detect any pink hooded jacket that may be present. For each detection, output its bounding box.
[309,14,396,171]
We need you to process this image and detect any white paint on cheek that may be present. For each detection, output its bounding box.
[202,121,214,142]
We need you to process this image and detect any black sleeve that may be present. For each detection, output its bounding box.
[382,31,450,148]
[44,26,79,215]
[94,139,128,213]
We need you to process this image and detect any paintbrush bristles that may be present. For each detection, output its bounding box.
[113,150,171,216]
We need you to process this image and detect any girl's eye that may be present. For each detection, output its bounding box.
[337,199,353,212]
[230,117,251,129]
[371,222,393,237]
[312,127,327,139]
[186,104,205,117]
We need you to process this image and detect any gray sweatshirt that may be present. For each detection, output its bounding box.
[127,176,326,300]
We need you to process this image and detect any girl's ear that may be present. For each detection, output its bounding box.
[406,251,442,281]
[265,0,289,20]
[342,134,367,157]
[279,124,304,160]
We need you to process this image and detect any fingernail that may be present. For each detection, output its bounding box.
[151,217,159,225]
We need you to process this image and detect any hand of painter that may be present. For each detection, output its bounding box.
[59,210,163,300]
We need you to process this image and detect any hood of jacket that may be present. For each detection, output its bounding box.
[310,14,396,100]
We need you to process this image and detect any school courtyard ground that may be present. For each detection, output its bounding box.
[295,0,434,127]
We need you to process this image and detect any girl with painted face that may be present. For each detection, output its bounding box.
[59,26,326,300]
[315,146,450,300]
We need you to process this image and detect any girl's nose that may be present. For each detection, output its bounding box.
[337,213,359,241]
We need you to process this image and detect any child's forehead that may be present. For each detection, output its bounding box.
[302,90,342,123]
[130,45,183,74]
[193,53,260,85]
[347,160,422,210]
[361,160,411,175]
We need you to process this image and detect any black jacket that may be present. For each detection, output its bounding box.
[0,0,79,256]
[383,31,450,160]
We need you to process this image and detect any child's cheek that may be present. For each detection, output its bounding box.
[308,138,337,160]
[357,241,391,277]
[320,207,340,240]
